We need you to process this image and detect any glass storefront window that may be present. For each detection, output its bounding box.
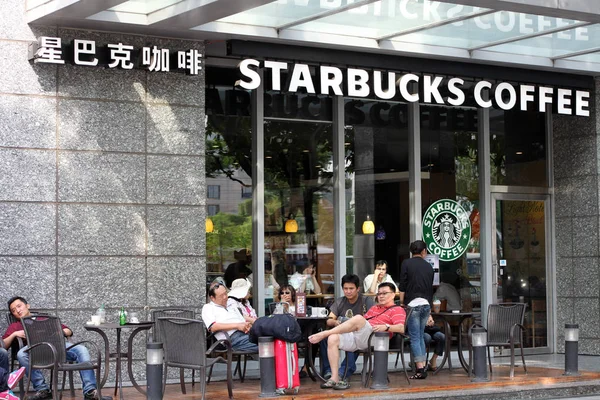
[420,104,481,310]
[264,92,333,313]
[344,99,410,293]
[490,108,547,187]
[205,72,253,297]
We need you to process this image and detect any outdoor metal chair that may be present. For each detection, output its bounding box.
[468,302,527,378]
[157,316,233,400]
[20,314,103,400]
[150,309,196,387]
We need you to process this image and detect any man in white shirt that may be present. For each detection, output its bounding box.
[202,282,258,352]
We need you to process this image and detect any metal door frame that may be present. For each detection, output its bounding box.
[490,192,553,354]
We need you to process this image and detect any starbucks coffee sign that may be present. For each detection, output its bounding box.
[423,199,471,262]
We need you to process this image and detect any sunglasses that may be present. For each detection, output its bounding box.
[280,291,292,295]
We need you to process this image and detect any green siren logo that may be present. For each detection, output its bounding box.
[422,199,471,262]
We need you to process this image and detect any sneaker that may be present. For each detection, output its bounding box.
[83,389,112,400]
[0,390,19,400]
[333,380,350,390]
[28,389,52,400]
[320,379,336,389]
[7,367,25,390]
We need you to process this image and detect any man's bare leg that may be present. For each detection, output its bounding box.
[328,333,341,383]
[308,315,367,344]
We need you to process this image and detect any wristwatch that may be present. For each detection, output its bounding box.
[385,324,390,331]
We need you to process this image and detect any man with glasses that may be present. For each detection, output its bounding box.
[320,274,375,381]
[398,240,434,380]
[308,282,405,390]
[202,282,258,352]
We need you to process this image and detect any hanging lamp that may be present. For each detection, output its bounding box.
[285,214,298,233]
[362,214,375,235]
[206,217,214,233]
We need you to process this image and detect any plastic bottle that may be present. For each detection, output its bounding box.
[97,304,106,324]
[119,307,127,326]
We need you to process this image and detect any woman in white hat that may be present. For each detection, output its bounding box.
[226,278,257,325]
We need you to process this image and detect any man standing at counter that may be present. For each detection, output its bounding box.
[398,240,434,380]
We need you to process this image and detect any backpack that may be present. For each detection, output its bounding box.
[249,313,302,344]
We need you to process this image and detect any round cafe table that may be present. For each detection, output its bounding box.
[296,316,328,382]
[84,322,153,399]
[430,311,481,374]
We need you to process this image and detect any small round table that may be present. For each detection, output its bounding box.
[84,322,153,399]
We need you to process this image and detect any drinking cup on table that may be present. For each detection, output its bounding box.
[91,315,101,325]
[432,299,441,313]
[130,312,139,323]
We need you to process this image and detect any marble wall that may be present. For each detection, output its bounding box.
[0,0,206,384]
[554,78,600,354]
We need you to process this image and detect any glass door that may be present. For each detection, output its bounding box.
[491,193,550,351]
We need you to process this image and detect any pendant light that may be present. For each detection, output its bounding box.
[206,217,214,233]
[362,214,375,235]
[285,214,298,233]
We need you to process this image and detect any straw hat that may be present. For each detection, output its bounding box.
[228,278,252,299]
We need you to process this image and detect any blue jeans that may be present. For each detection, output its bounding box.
[424,330,445,356]
[18,342,97,393]
[407,305,431,364]
[229,331,258,352]
[319,339,357,378]
[0,348,9,392]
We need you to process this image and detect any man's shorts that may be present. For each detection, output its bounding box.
[338,321,373,352]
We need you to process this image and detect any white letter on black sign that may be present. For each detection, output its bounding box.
[289,64,316,94]
[495,82,517,110]
[538,86,553,112]
[347,68,370,97]
[398,73,419,102]
[320,66,343,95]
[557,88,572,115]
[236,59,261,90]
[264,60,288,91]
[373,71,396,100]
[474,81,492,108]
[424,75,444,104]
[576,90,590,117]
[520,85,535,111]
[447,78,465,106]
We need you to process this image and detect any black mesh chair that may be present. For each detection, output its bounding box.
[157,317,233,399]
[468,303,527,378]
[20,314,103,400]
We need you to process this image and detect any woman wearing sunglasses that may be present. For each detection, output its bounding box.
[276,285,297,314]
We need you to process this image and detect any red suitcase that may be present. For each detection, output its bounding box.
[274,339,300,395]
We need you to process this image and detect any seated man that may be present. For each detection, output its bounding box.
[363,260,397,294]
[2,296,110,400]
[320,274,375,380]
[424,315,445,371]
[202,282,258,352]
[434,281,462,311]
[309,282,405,390]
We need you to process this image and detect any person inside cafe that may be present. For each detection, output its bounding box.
[298,262,322,295]
[271,250,288,290]
[2,296,111,400]
[363,260,397,294]
[320,274,375,381]
[202,282,258,352]
[227,278,257,325]
[398,240,434,380]
[433,281,462,311]
[223,248,252,288]
[275,285,297,314]
[308,282,405,390]
[424,315,445,371]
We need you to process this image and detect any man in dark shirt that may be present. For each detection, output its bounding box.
[3,296,110,400]
[320,274,374,380]
[398,240,434,379]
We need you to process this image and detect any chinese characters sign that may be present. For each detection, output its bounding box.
[28,36,202,75]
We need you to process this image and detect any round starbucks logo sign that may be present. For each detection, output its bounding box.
[422,199,471,262]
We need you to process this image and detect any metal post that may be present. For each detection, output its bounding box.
[258,337,277,397]
[146,342,163,400]
[471,327,489,382]
[371,332,389,389]
[564,324,579,376]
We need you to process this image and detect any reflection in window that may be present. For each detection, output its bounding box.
[490,108,547,187]
[205,80,253,296]
[241,186,252,198]
[207,185,220,199]
[263,93,333,310]
[345,99,410,290]
[420,104,481,311]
